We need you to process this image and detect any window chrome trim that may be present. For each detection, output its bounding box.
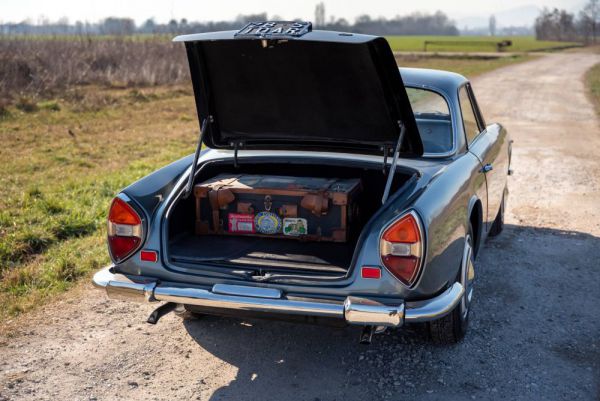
[457,83,485,149]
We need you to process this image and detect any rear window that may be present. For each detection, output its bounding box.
[406,88,452,154]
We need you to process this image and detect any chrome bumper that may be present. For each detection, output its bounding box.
[92,266,464,327]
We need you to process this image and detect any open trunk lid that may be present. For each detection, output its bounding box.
[174,23,423,156]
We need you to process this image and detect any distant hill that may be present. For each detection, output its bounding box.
[456,5,541,29]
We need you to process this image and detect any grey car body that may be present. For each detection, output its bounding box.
[93,26,511,343]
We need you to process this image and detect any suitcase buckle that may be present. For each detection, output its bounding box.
[264,195,273,212]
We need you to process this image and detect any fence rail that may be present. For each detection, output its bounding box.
[423,40,513,52]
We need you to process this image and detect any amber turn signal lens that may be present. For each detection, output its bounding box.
[109,198,141,225]
[382,214,420,243]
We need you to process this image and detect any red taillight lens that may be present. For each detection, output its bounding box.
[107,197,143,262]
[380,212,423,286]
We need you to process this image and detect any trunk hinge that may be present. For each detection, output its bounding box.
[230,140,245,169]
[381,121,406,205]
[183,115,213,199]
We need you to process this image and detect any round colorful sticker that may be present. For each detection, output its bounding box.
[254,211,282,234]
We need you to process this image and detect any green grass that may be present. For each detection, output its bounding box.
[585,63,600,116]
[386,35,581,53]
[0,53,535,323]
[0,86,197,322]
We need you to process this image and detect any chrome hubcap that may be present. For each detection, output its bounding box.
[460,234,475,321]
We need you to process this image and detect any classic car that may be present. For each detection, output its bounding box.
[93,22,511,344]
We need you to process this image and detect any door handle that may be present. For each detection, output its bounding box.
[481,164,493,173]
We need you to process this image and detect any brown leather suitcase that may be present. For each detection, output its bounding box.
[194,174,362,242]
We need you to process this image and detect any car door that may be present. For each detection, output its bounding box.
[459,83,507,232]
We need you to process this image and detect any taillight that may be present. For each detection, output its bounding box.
[107,197,143,263]
[380,211,424,286]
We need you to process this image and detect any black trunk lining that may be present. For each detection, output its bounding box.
[169,234,352,274]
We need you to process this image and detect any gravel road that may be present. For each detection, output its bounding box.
[1,52,599,401]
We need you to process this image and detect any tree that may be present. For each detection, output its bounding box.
[535,8,577,41]
[315,2,326,27]
[167,19,178,33]
[489,15,497,36]
[100,17,135,35]
[141,18,156,34]
[579,0,599,43]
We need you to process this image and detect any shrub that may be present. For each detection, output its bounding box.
[0,37,189,103]
[15,97,39,112]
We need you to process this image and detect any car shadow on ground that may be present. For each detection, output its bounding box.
[182,224,600,401]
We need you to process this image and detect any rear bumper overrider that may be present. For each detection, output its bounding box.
[92,265,464,327]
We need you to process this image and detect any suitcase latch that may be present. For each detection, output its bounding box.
[264,195,273,212]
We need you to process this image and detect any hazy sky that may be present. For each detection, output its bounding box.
[3,0,584,24]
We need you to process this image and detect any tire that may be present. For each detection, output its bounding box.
[488,194,505,237]
[428,224,475,344]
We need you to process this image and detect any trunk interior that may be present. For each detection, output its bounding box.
[166,159,414,277]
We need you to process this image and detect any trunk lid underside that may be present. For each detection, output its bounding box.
[174,29,424,156]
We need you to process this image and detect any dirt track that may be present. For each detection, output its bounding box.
[1,52,599,401]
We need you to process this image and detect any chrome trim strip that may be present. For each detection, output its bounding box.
[212,284,282,299]
[404,282,464,322]
[92,267,464,326]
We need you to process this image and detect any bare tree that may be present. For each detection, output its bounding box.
[315,2,326,28]
[489,15,497,36]
[535,8,577,41]
[100,17,135,35]
[579,0,599,43]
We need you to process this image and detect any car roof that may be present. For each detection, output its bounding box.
[399,67,469,93]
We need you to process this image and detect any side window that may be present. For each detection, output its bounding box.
[459,86,480,144]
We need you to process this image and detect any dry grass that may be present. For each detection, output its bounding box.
[585,63,600,116]
[395,54,534,78]
[0,37,189,103]
[0,36,536,106]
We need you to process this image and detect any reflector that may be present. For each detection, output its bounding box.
[140,250,158,263]
[361,266,381,279]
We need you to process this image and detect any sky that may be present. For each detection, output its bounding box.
[2,0,585,25]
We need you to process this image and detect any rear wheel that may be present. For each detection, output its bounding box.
[428,224,475,344]
[489,195,505,237]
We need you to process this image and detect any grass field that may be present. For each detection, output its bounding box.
[0,50,538,323]
[585,63,600,116]
[0,86,198,321]
[396,54,533,77]
[386,35,581,53]
[0,35,574,104]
